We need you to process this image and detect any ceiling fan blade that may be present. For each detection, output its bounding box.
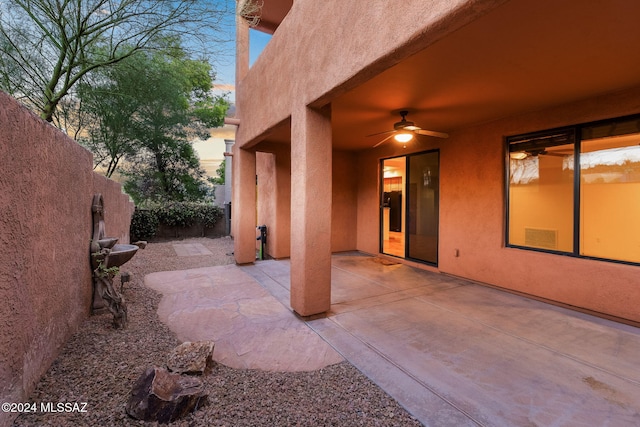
[416,129,449,138]
[366,129,395,137]
[373,134,395,148]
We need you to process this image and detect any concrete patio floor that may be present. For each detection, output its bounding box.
[146,251,640,426]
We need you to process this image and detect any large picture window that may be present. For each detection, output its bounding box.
[507,116,640,264]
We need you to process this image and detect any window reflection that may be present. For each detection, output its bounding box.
[508,140,574,252]
[507,116,640,264]
[580,131,640,263]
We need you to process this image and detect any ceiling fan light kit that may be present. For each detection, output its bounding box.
[510,151,528,160]
[394,132,414,143]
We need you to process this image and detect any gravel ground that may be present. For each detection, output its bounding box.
[13,237,422,427]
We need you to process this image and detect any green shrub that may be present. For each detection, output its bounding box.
[130,209,159,241]
[130,202,223,240]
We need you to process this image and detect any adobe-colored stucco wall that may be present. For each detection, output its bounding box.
[257,151,278,255]
[439,87,640,323]
[92,173,135,244]
[256,146,292,259]
[356,87,640,324]
[255,148,357,258]
[332,150,358,252]
[0,92,134,427]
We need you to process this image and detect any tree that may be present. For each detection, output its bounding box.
[210,159,226,185]
[79,40,228,202]
[76,61,141,177]
[123,141,212,204]
[0,0,231,125]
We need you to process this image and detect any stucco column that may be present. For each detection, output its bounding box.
[223,139,234,205]
[290,105,332,316]
[274,147,292,258]
[232,146,256,264]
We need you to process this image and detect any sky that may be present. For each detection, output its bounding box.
[198,6,273,175]
[211,1,272,95]
[214,29,272,87]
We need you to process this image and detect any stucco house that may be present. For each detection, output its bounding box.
[231,0,640,324]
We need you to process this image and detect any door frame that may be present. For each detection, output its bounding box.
[379,149,440,266]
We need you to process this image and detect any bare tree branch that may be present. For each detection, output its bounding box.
[0,0,233,124]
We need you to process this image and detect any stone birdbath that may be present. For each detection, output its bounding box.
[90,194,138,328]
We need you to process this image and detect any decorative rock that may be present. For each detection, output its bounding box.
[126,366,207,423]
[167,341,215,375]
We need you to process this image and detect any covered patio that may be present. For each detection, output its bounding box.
[148,252,640,426]
[233,0,640,325]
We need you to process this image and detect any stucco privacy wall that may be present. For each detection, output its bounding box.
[93,173,135,244]
[235,0,509,147]
[355,87,640,324]
[0,92,134,427]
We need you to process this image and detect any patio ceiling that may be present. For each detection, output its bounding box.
[331,0,640,151]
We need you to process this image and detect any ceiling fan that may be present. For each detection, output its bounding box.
[509,132,574,159]
[510,148,572,159]
[367,110,449,148]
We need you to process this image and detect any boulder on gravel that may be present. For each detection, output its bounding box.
[126,366,207,423]
[167,341,215,375]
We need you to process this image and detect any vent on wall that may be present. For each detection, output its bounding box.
[524,227,558,249]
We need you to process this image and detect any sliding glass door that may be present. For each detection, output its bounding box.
[381,151,439,265]
[407,151,439,264]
